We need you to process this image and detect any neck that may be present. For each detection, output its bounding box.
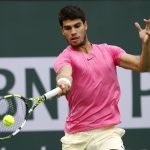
[72,40,92,53]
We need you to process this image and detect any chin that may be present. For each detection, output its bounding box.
[71,42,85,48]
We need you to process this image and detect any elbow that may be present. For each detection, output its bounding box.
[139,65,150,72]
[140,69,149,73]
[142,69,150,72]
[139,56,150,72]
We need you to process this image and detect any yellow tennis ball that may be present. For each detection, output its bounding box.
[3,115,15,126]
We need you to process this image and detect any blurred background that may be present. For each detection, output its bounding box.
[0,0,150,149]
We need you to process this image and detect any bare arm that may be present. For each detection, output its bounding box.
[56,64,72,96]
[119,54,141,72]
[119,19,150,72]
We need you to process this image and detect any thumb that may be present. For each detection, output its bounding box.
[134,22,142,32]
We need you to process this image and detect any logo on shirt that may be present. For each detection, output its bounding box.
[87,57,94,61]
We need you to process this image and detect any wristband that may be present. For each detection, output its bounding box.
[57,78,71,86]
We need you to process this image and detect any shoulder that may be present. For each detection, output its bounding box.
[93,43,122,50]
[92,43,114,52]
[54,46,72,62]
[93,43,125,54]
[92,43,112,55]
[58,46,71,56]
[92,43,108,49]
[54,46,72,72]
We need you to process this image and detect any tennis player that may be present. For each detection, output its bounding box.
[54,5,150,150]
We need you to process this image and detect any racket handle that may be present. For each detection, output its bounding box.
[44,87,62,100]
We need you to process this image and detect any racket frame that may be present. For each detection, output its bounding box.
[0,87,61,140]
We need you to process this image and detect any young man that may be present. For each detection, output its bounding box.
[53,5,150,150]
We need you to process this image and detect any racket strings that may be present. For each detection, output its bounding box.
[0,96,26,138]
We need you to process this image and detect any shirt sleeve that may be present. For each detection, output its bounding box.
[107,44,126,65]
[53,50,71,73]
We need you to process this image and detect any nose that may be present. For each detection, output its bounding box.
[71,28,77,36]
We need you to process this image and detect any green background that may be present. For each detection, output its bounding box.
[0,1,150,149]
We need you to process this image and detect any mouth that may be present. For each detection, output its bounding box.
[71,37,79,42]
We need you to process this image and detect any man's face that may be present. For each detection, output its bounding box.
[61,19,88,48]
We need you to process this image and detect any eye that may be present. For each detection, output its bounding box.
[74,23,81,28]
[64,26,71,30]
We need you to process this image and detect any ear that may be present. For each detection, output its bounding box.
[84,21,88,30]
[60,26,65,35]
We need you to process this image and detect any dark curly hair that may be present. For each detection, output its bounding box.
[58,5,86,26]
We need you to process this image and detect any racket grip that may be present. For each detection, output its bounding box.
[44,87,62,100]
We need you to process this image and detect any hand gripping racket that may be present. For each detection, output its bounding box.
[0,87,61,140]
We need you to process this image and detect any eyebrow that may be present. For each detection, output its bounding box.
[63,22,82,28]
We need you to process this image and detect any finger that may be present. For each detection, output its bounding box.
[134,22,142,32]
[146,31,150,36]
[144,19,150,30]
[143,18,150,23]
[62,89,68,95]
[56,84,65,96]
[62,85,71,94]
[58,85,70,95]
[57,89,63,96]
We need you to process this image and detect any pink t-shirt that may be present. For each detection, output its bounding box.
[54,43,126,133]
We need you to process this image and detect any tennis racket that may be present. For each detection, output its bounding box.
[0,87,61,140]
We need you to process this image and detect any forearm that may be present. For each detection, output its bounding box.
[56,65,72,95]
[56,65,72,83]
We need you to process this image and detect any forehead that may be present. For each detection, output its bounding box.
[62,19,83,27]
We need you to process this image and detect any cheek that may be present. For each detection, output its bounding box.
[63,33,70,39]
[80,30,86,39]
[64,34,73,43]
